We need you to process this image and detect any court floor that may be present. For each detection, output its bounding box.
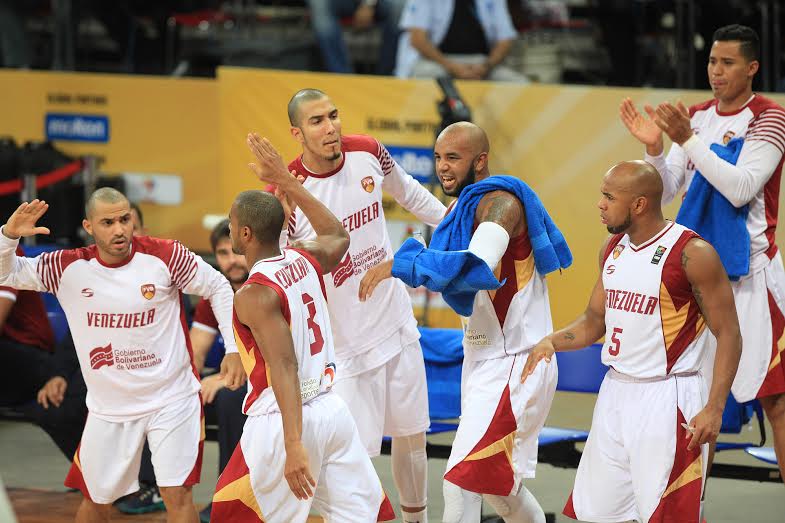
[1,392,782,522]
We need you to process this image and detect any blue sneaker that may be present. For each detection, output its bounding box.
[199,503,212,522]
[115,482,166,514]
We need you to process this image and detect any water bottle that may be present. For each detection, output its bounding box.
[412,230,427,247]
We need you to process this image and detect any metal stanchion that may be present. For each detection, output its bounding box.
[21,173,37,247]
[674,0,696,89]
[760,0,771,92]
[773,1,781,92]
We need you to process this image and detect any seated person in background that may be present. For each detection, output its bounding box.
[129,202,147,236]
[307,0,406,75]
[395,0,527,81]
[0,245,55,407]
[24,332,87,463]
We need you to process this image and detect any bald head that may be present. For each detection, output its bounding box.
[437,121,490,156]
[85,187,129,218]
[288,88,328,126]
[604,160,663,207]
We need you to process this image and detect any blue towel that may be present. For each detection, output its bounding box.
[393,176,572,315]
[392,239,502,316]
[675,138,749,279]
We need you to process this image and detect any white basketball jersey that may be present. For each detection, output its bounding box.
[601,222,709,378]
[680,95,785,266]
[287,135,429,363]
[233,248,337,417]
[0,234,238,422]
[463,230,553,361]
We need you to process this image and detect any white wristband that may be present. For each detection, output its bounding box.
[468,221,510,271]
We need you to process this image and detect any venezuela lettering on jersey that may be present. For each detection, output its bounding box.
[605,289,658,315]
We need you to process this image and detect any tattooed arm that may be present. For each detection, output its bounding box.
[521,238,610,381]
[474,190,526,237]
[681,238,741,450]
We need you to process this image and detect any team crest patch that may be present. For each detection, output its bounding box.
[141,284,156,300]
[651,245,667,265]
[361,176,375,193]
[612,244,625,259]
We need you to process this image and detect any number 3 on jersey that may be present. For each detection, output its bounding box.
[301,293,324,356]
[608,327,623,356]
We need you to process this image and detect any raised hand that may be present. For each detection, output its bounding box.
[520,337,556,383]
[3,200,51,239]
[246,133,295,187]
[269,178,302,229]
[654,101,693,146]
[619,98,663,148]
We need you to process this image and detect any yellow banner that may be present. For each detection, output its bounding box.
[0,70,220,250]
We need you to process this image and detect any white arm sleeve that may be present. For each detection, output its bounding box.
[467,221,510,271]
[169,242,238,354]
[382,161,446,227]
[681,134,783,208]
[0,228,49,293]
[644,143,687,205]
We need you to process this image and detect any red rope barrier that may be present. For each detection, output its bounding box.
[0,159,84,197]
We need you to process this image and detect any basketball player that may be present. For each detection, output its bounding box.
[210,137,393,522]
[522,161,742,522]
[620,24,785,483]
[248,88,446,523]
[361,121,562,523]
[0,189,245,523]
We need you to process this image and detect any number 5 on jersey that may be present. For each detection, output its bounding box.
[608,327,623,356]
[302,293,324,356]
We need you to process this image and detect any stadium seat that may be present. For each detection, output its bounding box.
[47,311,69,345]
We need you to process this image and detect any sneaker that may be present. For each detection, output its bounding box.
[199,503,212,523]
[115,482,166,514]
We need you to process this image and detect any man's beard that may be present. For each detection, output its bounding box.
[444,165,477,197]
[228,270,249,285]
[606,211,632,234]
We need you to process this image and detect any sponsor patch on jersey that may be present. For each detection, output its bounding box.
[89,344,114,370]
[331,252,354,288]
[613,244,625,259]
[81,288,94,297]
[323,362,336,387]
[606,264,616,274]
[141,284,156,300]
[651,245,667,265]
[361,176,375,193]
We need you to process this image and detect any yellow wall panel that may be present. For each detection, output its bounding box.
[0,70,220,250]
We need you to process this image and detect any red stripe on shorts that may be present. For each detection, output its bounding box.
[443,385,517,495]
[377,490,396,521]
[562,492,577,519]
[648,408,702,522]
[183,400,205,487]
[757,289,785,398]
[64,443,92,502]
